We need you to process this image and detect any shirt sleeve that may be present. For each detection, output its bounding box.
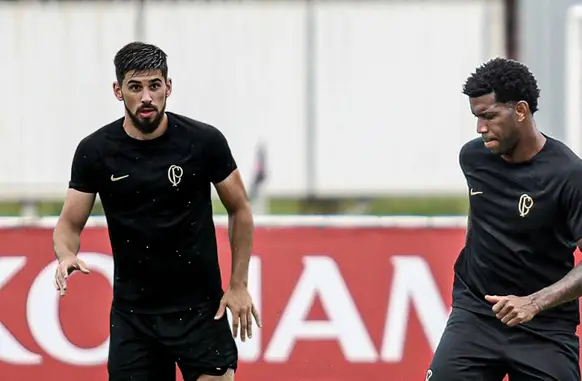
[206,127,238,184]
[459,142,473,197]
[562,164,582,242]
[69,137,100,194]
[459,141,472,178]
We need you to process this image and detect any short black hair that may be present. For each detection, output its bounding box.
[462,57,540,114]
[114,41,168,84]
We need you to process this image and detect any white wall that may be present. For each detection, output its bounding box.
[0,0,505,200]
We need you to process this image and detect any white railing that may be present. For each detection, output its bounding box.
[0,215,468,229]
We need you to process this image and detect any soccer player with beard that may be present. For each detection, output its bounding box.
[52,42,260,381]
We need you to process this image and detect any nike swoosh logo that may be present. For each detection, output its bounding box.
[470,189,483,196]
[111,175,129,182]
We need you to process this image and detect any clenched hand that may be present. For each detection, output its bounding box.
[485,294,541,326]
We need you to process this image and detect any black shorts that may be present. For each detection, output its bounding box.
[427,307,580,381]
[108,300,238,381]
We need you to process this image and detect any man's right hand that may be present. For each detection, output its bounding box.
[54,256,90,296]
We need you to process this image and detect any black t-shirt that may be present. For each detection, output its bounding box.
[454,136,582,332]
[69,112,237,313]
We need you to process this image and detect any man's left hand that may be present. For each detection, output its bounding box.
[215,286,262,342]
[485,294,541,326]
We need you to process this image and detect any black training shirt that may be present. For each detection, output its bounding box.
[454,136,582,332]
[69,112,237,313]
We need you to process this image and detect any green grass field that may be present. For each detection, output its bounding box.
[0,195,469,217]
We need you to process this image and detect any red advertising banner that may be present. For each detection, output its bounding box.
[0,216,578,381]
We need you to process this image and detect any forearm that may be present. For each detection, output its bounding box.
[53,220,82,262]
[227,206,254,288]
[530,262,582,311]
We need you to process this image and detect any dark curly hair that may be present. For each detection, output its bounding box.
[114,42,168,84]
[462,57,540,114]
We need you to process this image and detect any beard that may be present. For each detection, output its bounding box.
[125,101,166,134]
[494,131,520,157]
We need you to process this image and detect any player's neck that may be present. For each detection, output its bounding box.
[502,128,546,163]
[123,113,169,141]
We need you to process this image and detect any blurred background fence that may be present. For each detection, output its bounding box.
[0,0,580,217]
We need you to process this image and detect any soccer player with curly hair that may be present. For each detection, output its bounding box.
[427,58,582,380]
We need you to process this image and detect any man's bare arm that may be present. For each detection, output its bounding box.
[530,238,582,311]
[214,169,254,288]
[53,189,96,262]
